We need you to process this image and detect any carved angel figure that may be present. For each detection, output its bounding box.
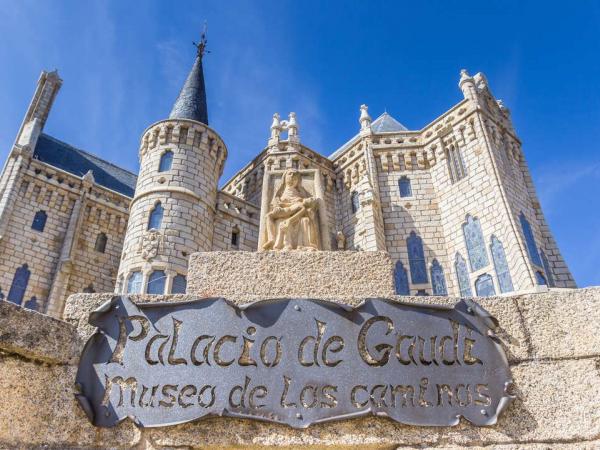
[262,169,320,251]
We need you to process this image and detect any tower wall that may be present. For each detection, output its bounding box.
[117,120,226,294]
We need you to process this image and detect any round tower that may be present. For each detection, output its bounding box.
[117,36,227,295]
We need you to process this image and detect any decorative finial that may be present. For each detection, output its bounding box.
[359,104,372,131]
[193,22,209,58]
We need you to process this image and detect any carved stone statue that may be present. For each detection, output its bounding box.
[262,169,320,251]
[140,229,162,260]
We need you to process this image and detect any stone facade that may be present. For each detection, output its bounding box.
[0,251,597,448]
[0,54,576,317]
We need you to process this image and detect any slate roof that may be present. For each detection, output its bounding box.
[33,133,137,197]
[370,112,408,133]
[169,55,209,124]
[329,112,409,159]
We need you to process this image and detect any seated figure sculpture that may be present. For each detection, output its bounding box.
[262,169,320,251]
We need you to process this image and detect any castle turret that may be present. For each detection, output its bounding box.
[117,35,227,295]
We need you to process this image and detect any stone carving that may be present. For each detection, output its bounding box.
[262,169,320,251]
[140,229,163,260]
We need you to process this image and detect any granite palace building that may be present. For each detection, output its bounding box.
[0,40,576,319]
[0,37,599,450]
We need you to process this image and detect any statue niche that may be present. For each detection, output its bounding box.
[261,169,321,251]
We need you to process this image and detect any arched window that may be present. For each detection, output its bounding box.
[535,271,547,286]
[407,231,427,284]
[83,284,95,293]
[8,264,30,305]
[158,150,173,172]
[475,273,496,297]
[94,232,107,253]
[463,215,489,271]
[430,259,448,296]
[148,202,164,230]
[24,296,38,311]
[398,176,412,198]
[540,250,555,287]
[519,213,542,267]
[147,270,166,294]
[231,228,240,248]
[490,235,514,293]
[31,210,47,232]
[455,253,472,297]
[446,144,467,183]
[127,271,142,294]
[350,191,360,214]
[172,274,187,294]
[394,260,410,295]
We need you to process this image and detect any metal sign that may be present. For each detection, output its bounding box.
[75,296,514,429]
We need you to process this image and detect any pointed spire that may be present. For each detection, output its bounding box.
[169,29,209,124]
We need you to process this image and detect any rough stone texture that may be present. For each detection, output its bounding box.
[516,287,600,359]
[188,250,396,302]
[0,299,82,364]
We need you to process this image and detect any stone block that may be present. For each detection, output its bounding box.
[0,299,81,364]
[188,250,396,304]
[516,287,600,359]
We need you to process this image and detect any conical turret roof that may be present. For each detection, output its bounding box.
[169,47,208,125]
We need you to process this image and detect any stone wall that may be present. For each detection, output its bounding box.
[0,156,130,317]
[0,251,597,448]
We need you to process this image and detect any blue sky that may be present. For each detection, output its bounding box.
[0,1,598,287]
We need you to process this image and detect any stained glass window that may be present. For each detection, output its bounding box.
[394,260,410,295]
[430,259,448,296]
[407,232,428,284]
[172,274,187,294]
[490,235,514,293]
[540,250,555,287]
[455,253,472,297]
[127,271,142,294]
[158,150,173,172]
[148,202,164,230]
[351,191,360,214]
[463,215,489,271]
[475,273,496,297]
[24,296,38,311]
[535,271,547,286]
[31,210,47,232]
[519,213,542,267]
[147,270,166,294]
[399,176,412,198]
[8,264,30,305]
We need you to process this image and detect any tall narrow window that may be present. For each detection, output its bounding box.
[231,228,240,248]
[31,210,47,232]
[490,235,514,293]
[158,150,173,172]
[463,215,489,271]
[540,250,555,287]
[127,271,142,294]
[407,231,427,284]
[430,259,448,296]
[172,274,187,294]
[94,232,107,253]
[446,145,467,183]
[455,253,472,297]
[24,296,38,311]
[8,264,30,305]
[519,213,542,266]
[148,202,164,230]
[394,260,410,295]
[147,270,166,294]
[535,271,547,286]
[351,191,360,214]
[398,176,412,198]
[179,127,189,144]
[475,273,496,297]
